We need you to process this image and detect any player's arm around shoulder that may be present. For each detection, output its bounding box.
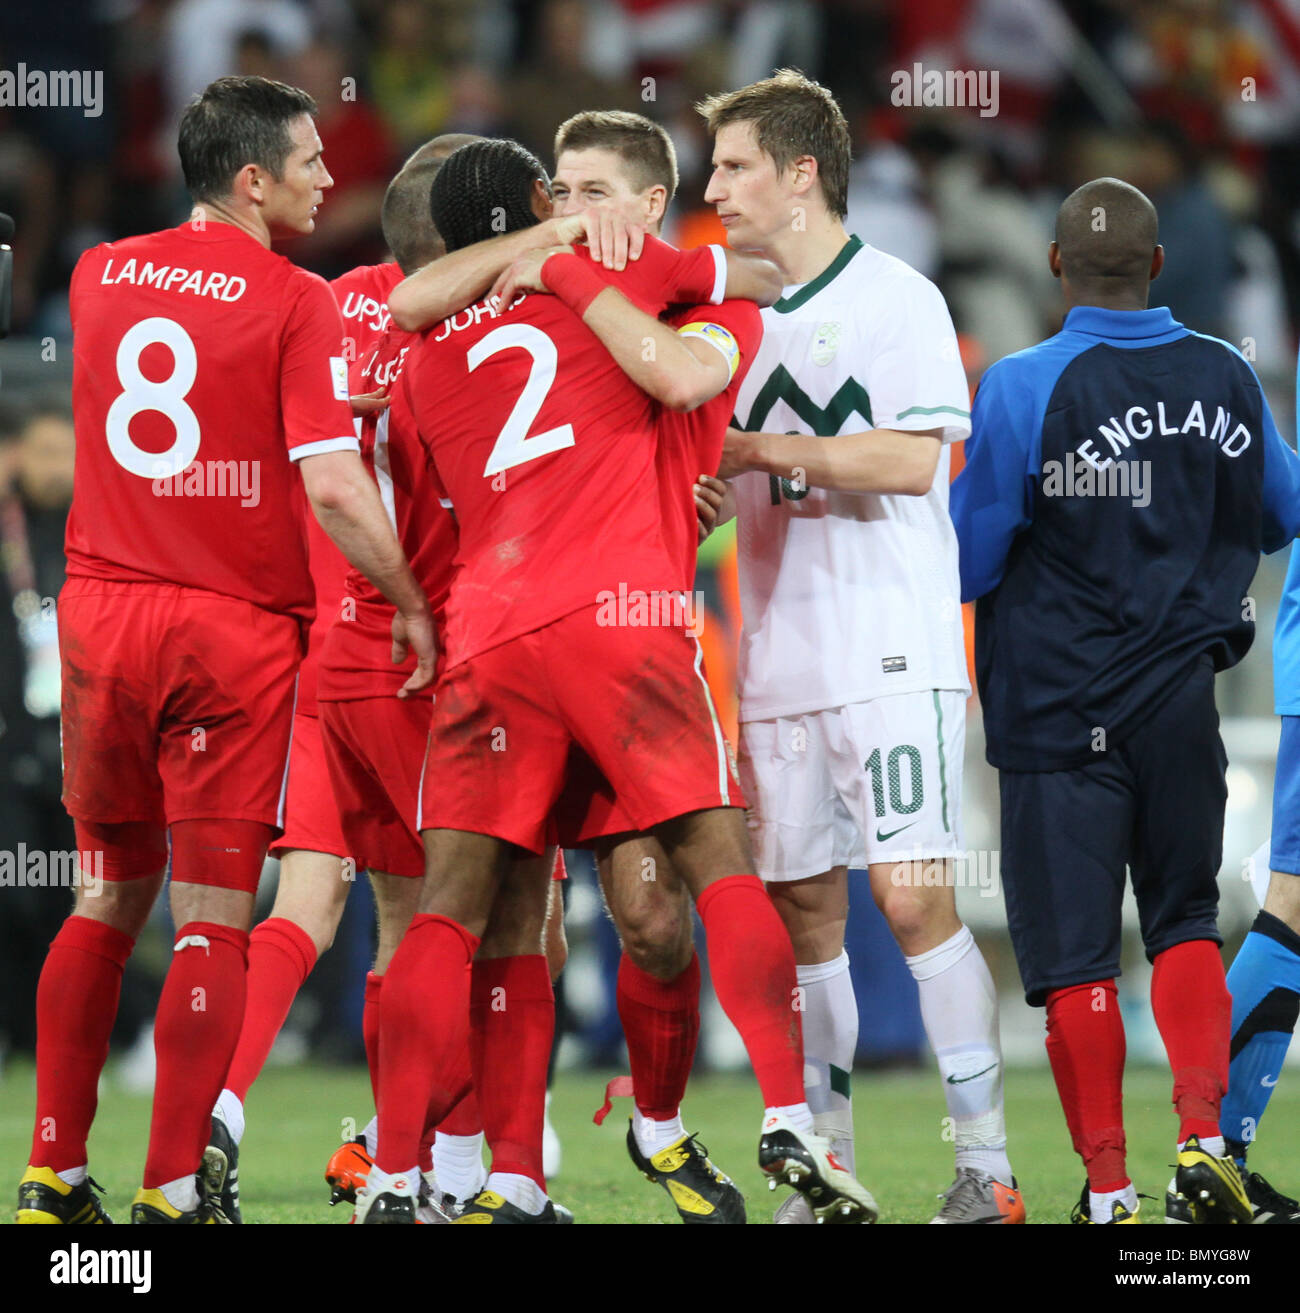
[387,213,587,332]
[494,247,741,413]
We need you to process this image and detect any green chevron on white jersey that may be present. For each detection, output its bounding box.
[730,236,972,721]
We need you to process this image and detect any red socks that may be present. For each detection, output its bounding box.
[364,967,479,1160]
[362,971,383,1106]
[1151,940,1230,1142]
[1047,950,1231,1188]
[694,875,804,1108]
[1045,980,1127,1190]
[223,918,317,1102]
[617,952,701,1120]
[470,955,555,1187]
[376,914,478,1173]
[439,1085,483,1137]
[30,916,135,1172]
[143,922,250,1189]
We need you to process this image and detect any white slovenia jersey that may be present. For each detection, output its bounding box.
[732,236,972,722]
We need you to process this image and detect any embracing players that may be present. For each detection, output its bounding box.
[358,136,877,1224]
[395,110,767,1222]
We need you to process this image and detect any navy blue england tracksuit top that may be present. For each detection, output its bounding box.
[951,305,1300,772]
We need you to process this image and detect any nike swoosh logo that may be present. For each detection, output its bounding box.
[1262,1073,1279,1087]
[947,1063,997,1085]
[876,822,917,843]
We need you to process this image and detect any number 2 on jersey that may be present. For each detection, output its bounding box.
[469,324,576,477]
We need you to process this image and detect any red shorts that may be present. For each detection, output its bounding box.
[320,695,432,879]
[420,605,743,855]
[268,712,350,860]
[552,748,635,848]
[59,580,302,828]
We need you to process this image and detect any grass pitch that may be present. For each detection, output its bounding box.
[4,1060,1299,1224]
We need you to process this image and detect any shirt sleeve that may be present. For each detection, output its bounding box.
[1275,543,1300,714]
[1261,385,1300,553]
[950,361,1036,602]
[281,271,362,461]
[601,235,725,313]
[673,298,760,380]
[864,273,971,444]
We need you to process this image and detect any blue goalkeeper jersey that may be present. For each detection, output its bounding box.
[951,304,1300,771]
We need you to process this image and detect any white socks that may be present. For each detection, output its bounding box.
[906,925,1013,1185]
[1091,1181,1137,1224]
[633,1109,686,1158]
[215,1089,245,1146]
[360,1115,378,1158]
[434,1131,486,1203]
[158,1174,199,1212]
[1181,1135,1226,1158]
[764,1102,815,1133]
[795,951,858,1171]
[485,1171,548,1214]
[57,1166,87,1188]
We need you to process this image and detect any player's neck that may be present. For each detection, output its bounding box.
[1063,290,1152,314]
[761,217,849,288]
[191,201,271,249]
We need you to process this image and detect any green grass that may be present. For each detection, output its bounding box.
[4,1060,1299,1224]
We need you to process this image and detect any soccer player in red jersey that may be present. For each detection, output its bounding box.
[541,112,763,1223]
[15,76,434,1227]
[381,112,764,1224]
[204,134,482,1225]
[357,138,877,1225]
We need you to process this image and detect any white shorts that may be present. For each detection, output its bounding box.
[738,690,965,883]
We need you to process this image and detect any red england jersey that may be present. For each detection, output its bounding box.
[292,262,405,715]
[64,220,357,622]
[397,237,725,668]
[657,299,763,588]
[333,261,402,357]
[318,323,458,701]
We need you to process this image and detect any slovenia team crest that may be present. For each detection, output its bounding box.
[811,321,841,366]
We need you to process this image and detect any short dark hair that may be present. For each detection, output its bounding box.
[1055,177,1159,291]
[553,111,678,205]
[381,134,483,273]
[179,75,318,204]
[697,69,851,219]
[430,139,550,254]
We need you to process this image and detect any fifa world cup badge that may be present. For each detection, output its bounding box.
[811,321,841,366]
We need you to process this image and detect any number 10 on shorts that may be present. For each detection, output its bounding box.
[864,744,923,819]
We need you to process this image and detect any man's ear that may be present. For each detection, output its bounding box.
[1150,244,1164,283]
[531,176,553,219]
[1048,240,1062,280]
[232,162,264,208]
[789,154,818,198]
[644,184,668,228]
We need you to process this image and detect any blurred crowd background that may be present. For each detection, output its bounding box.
[1,0,1298,1085]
